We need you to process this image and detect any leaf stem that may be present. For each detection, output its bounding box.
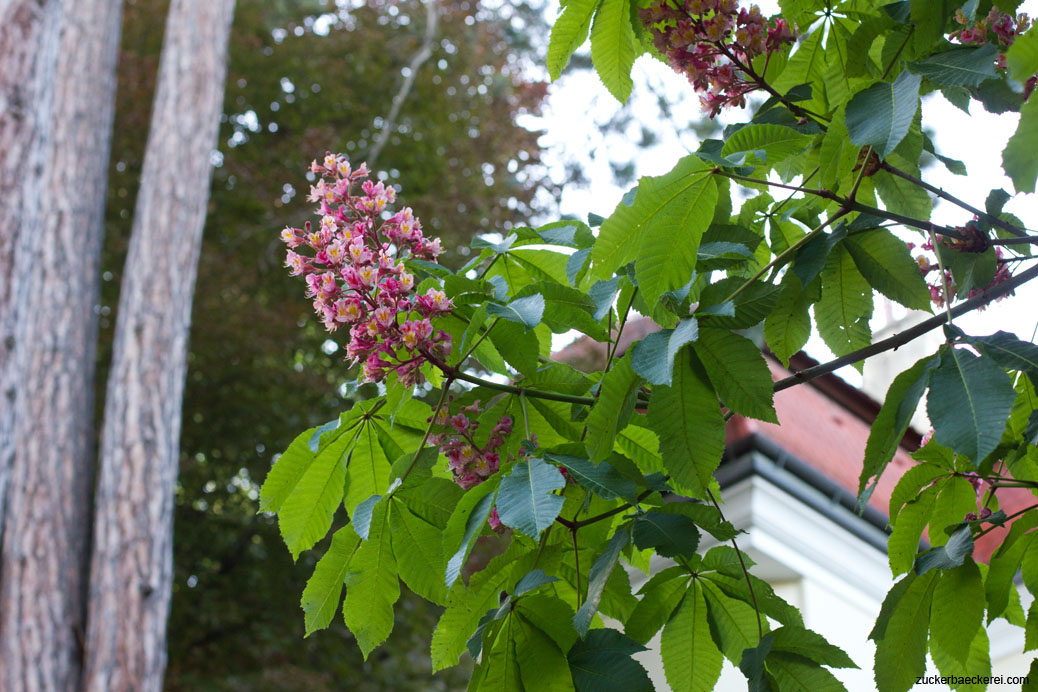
[398,378,454,484]
[706,488,763,639]
[605,287,637,373]
[974,503,1038,540]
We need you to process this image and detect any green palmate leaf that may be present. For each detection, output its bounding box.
[767,653,848,692]
[301,525,362,636]
[630,318,699,386]
[873,570,938,692]
[586,356,643,462]
[845,229,930,310]
[568,629,654,692]
[390,501,448,604]
[694,327,777,423]
[514,615,576,692]
[342,501,399,658]
[815,243,873,371]
[547,0,600,80]
[625,573,688,644]
[632,512,700,558]
[647,354,725,498]
[765,274,816,367]
[274,420,362,560]
[490,319,541,375]
[574,524,630,636]
[930,560,985,665]
[845,71,922,158]
[1007,26,1038,83]
[1004,94,1038,193]
[860,356,939,497]
[769,626,858,669]
[928,346,1015,464]
[444,478,499,589]
[589,0,635,102]
[701,580,761,665]
[487,293,545,329]
[497,457,566,538]
[592,157,716,299]
[888,484,937,577]
[720,124,812,168]
[661,583,724,692]
[907,44,999,88]
[543,453,637,502]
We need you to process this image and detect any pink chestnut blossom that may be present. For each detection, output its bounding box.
[280,152,455,384]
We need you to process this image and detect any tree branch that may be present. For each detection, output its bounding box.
[367,0,439,170]
[773,262,1038,393]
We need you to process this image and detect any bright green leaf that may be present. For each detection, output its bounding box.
[301,525,362,636]
[342,501,400,658]
[1004,94,1038,193]
[547,0,600,80]
[574,525,630,636]
[873,570,937,692]
[589,0,636,102]
[661,583,724,692]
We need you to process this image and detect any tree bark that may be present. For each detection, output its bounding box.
[0,2,69,689]
[82,1,235,690]
[0,1,124,690]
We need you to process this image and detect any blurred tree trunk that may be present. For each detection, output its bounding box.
[0,2,82,690]
[83,0,235,690]
[0,1,124,690]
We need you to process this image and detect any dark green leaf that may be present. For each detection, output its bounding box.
[569,629,654,692]
[544,453,637,501]
[845,71,922,158]
[497,457,565,538]
[633,512,701,558]
[487,293,545,329]
[915,527,974,574]
[630,318,699,386]
[907,44,998,87]
[928,346,1015,464]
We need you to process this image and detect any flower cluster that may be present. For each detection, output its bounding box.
[952,6,1036,99]
[910,230,1012,309]
[429,400,514,491]
[639,0,795,118]
[281,154,453,385]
